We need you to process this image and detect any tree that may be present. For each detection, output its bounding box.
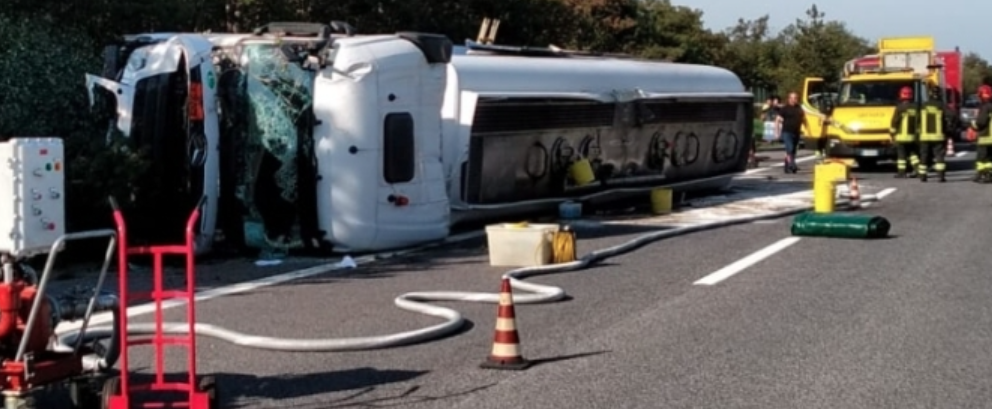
[627,0,726,63]
[0,14,150,261]
[559,0,640,52]
[962,52,992,96]
[722,15,785,91]
[775,5,872,92]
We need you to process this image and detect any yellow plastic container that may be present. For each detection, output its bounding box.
[814,162,848,186]
[569,159,596,186]
[650,188,673,215]
[813,180,836,213]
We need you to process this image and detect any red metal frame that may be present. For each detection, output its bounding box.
[0,228,116,400]
[109,197,209,409]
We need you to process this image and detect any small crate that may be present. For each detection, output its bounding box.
[485,223,560,267]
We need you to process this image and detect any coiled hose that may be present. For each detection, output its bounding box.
[55,194,880,353]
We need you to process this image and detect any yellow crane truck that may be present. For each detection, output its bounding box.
[801,36,962,168]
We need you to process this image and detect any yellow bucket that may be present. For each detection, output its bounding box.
[813,180,836,213]
[650,188,673,215]
[569,159,596,186]
[814,162,848,186]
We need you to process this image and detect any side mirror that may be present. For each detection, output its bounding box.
[814,98,834,115]
[822,100,835,116]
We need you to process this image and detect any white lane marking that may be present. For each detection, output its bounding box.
[693,237,802,286]
[876,187,897,199]
[56,230,487,334]
[744,155,816,175]
[751,220,780,224]
[855,187,896,209]
[55,162,814,333]
[955,151,968,158]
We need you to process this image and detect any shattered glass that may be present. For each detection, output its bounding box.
[221,42,317,258]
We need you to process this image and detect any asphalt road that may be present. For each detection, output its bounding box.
[43,148,992,409]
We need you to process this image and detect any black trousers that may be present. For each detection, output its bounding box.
[918,141,946,173]
[894,142,920,173]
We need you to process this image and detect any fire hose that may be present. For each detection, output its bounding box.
[55,193,881,354]
[44,291,123,373]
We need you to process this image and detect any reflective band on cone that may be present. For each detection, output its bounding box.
[481,278,531,371]
[848,177,861,208]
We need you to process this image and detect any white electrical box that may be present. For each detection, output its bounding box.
[0,138,66,257]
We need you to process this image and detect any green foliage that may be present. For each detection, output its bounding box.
[723,5,872,95]
[0,14,99,138]
[962,52,992,96]
[0,13,149,242]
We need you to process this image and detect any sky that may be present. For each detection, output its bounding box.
[670,0,988,60]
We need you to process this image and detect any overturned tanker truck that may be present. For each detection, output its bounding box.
[85,22,753,255]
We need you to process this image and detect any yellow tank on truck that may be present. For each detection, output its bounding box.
[878,36,935,52]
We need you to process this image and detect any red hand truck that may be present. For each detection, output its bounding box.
[103,197,218,409]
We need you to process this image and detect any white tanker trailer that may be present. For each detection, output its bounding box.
[84,23,753,254]
[443,41,754,224]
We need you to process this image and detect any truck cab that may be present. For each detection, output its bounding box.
[802,73,933,167]
[85,23,455,255]
[85,33,221,253]
[801,36,959,168]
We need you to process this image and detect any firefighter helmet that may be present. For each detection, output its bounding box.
[899,86,912,100]
[979,85,992,100]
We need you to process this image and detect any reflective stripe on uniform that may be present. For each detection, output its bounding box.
[919,105,943,142]
[895,110,918,142]
[980,115,992,145]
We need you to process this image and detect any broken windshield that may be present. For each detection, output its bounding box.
[221,41,319,257]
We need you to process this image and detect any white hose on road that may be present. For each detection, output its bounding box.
[56,194,880,353]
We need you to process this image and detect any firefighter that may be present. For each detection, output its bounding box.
[916,87,950,182]
[969,84,992,183]
[889,86,921,178]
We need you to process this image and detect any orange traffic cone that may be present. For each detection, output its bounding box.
[480,278,531,370]
[947,138,955,156]
[848,177,861,208]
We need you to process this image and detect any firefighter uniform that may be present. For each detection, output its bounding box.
[970,85,992,183]
[889,87,921,178]
[917,100,948,182]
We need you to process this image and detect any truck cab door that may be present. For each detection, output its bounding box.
[802,77,827,138]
